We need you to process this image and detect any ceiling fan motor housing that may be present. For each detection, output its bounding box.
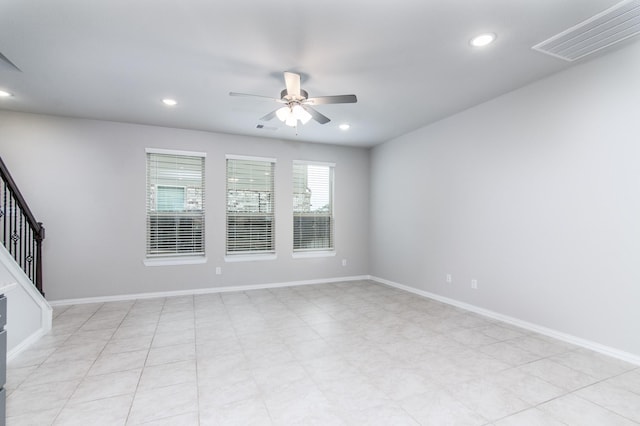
[281,89,308,102]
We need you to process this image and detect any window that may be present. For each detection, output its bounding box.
[146,149,205,259]
[226,156,275,255]
[293,161,334,251]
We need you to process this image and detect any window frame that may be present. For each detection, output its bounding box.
[144,148,206,266]
[292,160,335,256]
[225,154,277,261]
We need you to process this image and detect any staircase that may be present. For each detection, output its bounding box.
[0,157,51,359]
[0,157,45,295]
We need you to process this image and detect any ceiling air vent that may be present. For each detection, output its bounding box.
[532,0,640,61]
[256,124,278,131]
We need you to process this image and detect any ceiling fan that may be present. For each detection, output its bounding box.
[229,71,357,127]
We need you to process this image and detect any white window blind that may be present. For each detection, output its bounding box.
[146,150,205,257]
[293,162,334,251]
[226,157,275,254]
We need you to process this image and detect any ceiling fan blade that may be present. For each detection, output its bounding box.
[305,94,358,105]
[0,51,21,71]
[229,92,283,102]
[303,106,331,124]
[259,109,279,121]
[283,72,301,97]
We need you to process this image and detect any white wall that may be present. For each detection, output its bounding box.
[0,113,370,300]
[370,41,640,357]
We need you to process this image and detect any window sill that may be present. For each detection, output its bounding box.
[144,256,207,267]
[292,251,336,259]
[225,253,277,263]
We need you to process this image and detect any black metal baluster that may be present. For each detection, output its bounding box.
[31,228,35,283]
[9,195,14,257]
[18,212,23,269]
[1,183,5,246]
[22,213,26,270]
[25,226,30,280]
[35,223,44,295]
[12,194,17,259]
[32,230,36,283]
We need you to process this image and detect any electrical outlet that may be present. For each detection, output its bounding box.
[342,259,347,267]
[471,279,478,289]
[446,274,452,283]
[215,267,222,275]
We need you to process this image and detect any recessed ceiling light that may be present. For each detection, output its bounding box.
[339,123,350,131]
[0,90,13,98]
[470,33,496,47]
[162,98,177,106]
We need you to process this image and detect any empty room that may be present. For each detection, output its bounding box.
[0,0,639,425]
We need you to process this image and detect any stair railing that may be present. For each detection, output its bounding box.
[0,157,45,295]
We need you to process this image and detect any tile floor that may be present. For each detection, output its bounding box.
[6,280,640,425]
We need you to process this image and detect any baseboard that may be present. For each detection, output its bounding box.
[369,275,640,366]
[48,275,370,306]
[7,327,49,362]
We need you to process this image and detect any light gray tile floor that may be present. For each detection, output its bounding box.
[6,280,640,425]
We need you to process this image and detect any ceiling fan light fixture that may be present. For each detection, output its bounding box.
[293,105,312,124]
[277,104,312,126]
[285,115,298,127]
[275,106,289,122]
[470,33,496,47]
[339,123,350,131]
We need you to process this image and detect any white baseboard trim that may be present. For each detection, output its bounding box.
[8,328,50,362]
[370,275,640,366]
[48,275,370,306]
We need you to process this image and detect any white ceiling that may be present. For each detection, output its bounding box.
[0,0,634,147]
